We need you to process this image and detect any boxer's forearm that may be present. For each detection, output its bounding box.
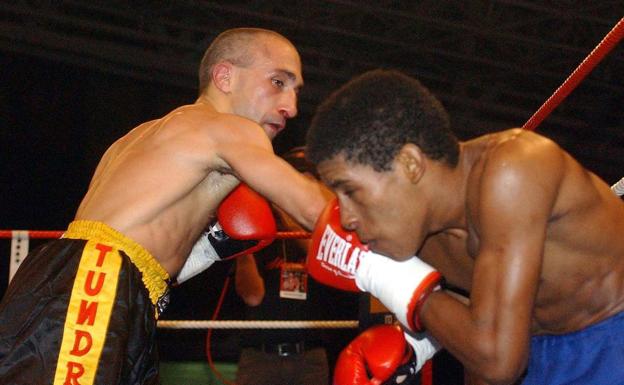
[421,291,528,384]
[235,254,265,306]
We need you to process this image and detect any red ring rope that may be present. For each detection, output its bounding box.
[2,18,622,385]
[523,17,623,131]
[0,230,63,238]
[0,230,309,240]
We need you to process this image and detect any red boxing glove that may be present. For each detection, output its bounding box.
[334,325,417,385]
[211,183,277,258]
[308,198,442,332]
[216,183,277,246]
[176,184,276,284]
[306,197,368,292]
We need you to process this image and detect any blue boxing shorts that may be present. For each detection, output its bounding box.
[0,220,170,385]
[521,311,624,385]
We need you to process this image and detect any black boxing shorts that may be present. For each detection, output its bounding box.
[0,220,170,385]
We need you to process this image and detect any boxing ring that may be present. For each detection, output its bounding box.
[0,229,362,331]
[1,16,622,385]
[0,229,369,385]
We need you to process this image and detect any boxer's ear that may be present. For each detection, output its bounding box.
[212,62,233,93]
[396,143,425,184]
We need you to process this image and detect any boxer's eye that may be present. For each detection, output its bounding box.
[343,188,356,198]
[272,78,285,88]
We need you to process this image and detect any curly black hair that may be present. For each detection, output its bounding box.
[306,69,459,171]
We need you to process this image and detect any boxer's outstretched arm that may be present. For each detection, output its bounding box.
[422,135,563,384]
[215,116,328,230]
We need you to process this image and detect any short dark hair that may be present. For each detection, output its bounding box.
[306,69,458,171]
[198,28,292,96]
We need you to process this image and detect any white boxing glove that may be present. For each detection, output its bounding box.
[355,251,442,332]
[404,330,441,373]
[175,230,221,284]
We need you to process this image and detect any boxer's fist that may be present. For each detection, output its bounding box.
[307,198,442,332]
[211,183,276,257]
[355,251,442,333]
[306,197,366,292]
[215,183,277,246]
[176,184,276,284]
[334,325,426,385]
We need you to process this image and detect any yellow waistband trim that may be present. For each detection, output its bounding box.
[65,220,170,311]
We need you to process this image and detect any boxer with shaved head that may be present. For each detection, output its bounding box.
[0,28,326,385]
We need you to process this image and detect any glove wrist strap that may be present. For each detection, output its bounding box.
[407,273,443,332]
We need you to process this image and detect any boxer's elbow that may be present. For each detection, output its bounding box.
[472,343,528,385]
[237,287,265,307]
[242,293,264,307]
[478,365,525,385]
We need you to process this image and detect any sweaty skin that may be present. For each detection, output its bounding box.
[75,34,326,279]
[319,129,624,383]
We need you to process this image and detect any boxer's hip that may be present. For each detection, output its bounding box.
[523,311,624,384]
[0,220,169,384]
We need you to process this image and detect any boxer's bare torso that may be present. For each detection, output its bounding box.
[421,129,624,335]
[75,102,323,277]
[75,103,246,276]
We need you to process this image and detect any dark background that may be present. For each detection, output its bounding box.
[2,2,623,232]
[1,0,623,371]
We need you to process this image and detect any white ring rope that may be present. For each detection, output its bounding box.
[157,320,359,329]
[611,177,624,196]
